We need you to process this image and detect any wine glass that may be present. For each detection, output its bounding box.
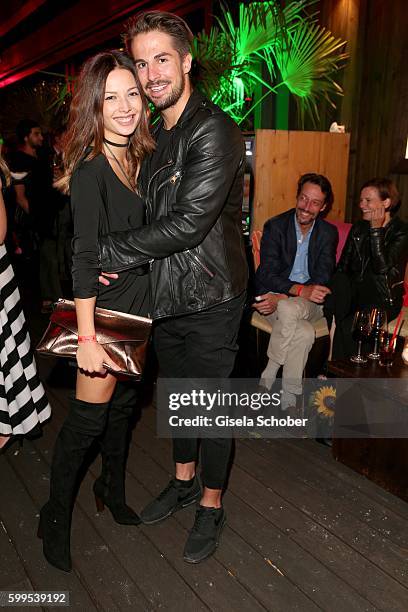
[368,308,387,360]
[350,309,372,364]
[379,330,396,367]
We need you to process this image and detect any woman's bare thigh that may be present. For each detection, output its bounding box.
[76,369,117,403]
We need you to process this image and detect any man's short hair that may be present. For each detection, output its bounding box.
[123,10,194,58]
[16,119,40,144]
[296,173,334,207]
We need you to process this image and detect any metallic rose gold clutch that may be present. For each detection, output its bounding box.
[36,299,152,379]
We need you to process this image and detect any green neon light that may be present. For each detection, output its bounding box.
[192,0,348,127]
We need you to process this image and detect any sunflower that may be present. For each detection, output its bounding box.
[312,385,336,418]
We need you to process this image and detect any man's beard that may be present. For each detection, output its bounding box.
[146,73,185,111]
[28,139,41,149]
[296,208,316,225]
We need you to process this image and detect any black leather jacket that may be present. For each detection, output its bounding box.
[337,216,408,310]
[99,90,248,319]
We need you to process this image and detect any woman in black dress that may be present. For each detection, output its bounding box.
[39,51,154,572]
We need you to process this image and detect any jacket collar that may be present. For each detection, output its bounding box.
[152,89,209,136]
[175,89,209,127]
[287,208,326,269]
[353,216,401,241]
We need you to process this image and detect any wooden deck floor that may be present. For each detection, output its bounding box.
[1,312,408,610]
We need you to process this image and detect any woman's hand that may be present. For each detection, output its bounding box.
[76,341,120,375]
[98,272,118,286]
[369,203,386,228]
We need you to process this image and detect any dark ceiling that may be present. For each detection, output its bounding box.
[0,0,211,88]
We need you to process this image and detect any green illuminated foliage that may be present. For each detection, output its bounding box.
[274,22,348,125]
[192,1,348,127]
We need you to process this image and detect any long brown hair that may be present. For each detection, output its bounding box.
[0,151,11,187]
[56,50,155,194]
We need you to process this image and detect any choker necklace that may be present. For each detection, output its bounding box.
[104,141,135,192]
[103,137,129,148]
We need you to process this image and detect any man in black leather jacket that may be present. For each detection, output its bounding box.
[99,11,247,563]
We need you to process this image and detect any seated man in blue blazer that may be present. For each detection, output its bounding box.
[253,173,338,410]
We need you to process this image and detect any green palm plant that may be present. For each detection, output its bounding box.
[192,0,348,128]
[218,0,289,62]
[210,1,299,114]
[274,22,348,126]
[1,1,347,133]
[190,27,234,101]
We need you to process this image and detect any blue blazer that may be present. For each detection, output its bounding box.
[255,208,338,295]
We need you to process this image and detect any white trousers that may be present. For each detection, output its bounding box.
[264,297,323,395]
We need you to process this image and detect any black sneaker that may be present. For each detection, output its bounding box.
[141,476,201,524]
[183,505,226,564]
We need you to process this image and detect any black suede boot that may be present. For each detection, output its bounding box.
[38,397,109,572]
[93,383,141,525]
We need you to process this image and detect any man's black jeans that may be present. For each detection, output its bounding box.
[154,292,246,489]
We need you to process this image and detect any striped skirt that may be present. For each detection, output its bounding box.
[0,243,51,435]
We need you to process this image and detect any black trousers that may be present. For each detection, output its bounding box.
[154,292,246,489]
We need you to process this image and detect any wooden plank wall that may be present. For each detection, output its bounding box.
[252,130,350,231]
[319,0,408,222]
[352,0,408,222]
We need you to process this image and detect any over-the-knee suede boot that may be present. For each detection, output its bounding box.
[38,397,109,572]
[93,382,141,525]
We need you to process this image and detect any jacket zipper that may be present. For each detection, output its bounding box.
[157,170,182,192]
[146,159,181,309]
[147,259,154,318]
[352,233,370,278]
[384,272,394,305]
[382,232,395,305]
[101,257,154,274]
[354,231,395,305]
[352,234,363,265]
[186,251,215,278]
[146,160,174,218]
